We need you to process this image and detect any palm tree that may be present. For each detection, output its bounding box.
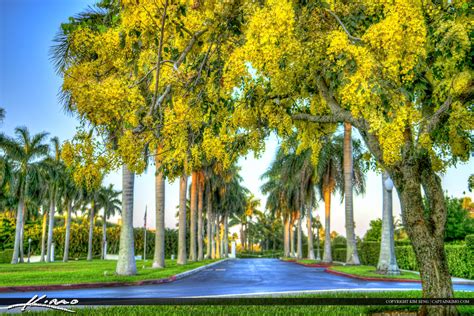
[177,174,188,265]
[197,170,205,261]
[62,178,82,262]
[98,184,121,260]
[152,147,166,268]
[0,127,49,264]
[189,171,198,261]
[116,165,137,275]
[45,137,63,263]
[316,135,366,263]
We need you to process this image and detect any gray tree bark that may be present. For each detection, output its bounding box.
[296,212,303,259]
[306,202,315,260]
[152,163,166,268]
[177,174,188,265]
[116,165,137,275]
[344,122,360,265]
[189,171,198,261]
[205,182,212,259]
[197,172,204,261]
[11,199,24,264]
[87,201,95,261]
[46,193,55,263]
[101,211,107,260]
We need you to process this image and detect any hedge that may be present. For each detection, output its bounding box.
[331,242,473,279]
[0,249,13,264]
[0,215,181,260]
[466,234,474,250]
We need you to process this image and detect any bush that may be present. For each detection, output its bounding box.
[332,248,346,262]
[395,246,418,271]
[358,241,379,266]
[465,234,474,250]
[0,249,13,263]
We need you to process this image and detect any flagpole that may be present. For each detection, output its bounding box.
[144,205,147,261]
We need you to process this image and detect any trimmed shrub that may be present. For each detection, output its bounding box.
[359,241,380,266]
[465,234,474,250]
[0,249,13,263]
[395,246,418,271]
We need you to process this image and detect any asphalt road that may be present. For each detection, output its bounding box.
[1,259,473,299]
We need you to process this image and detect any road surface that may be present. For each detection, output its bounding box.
[0,259,473,299]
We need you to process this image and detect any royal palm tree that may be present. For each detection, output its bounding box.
[0,127,49,264]
[98,184,121,260]
[62,178,82,262]
[177,174,188,265]
[152,147,166,268]
[316,135,366,263]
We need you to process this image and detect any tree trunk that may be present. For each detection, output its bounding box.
[40,208,47,262]
[177,174,188,265]
[87,201,95,261]
[63,201,72,262]
[101,212,107,260]
[223,213,228,257]
[283,216,290,257]
[46,193,55,263]
[116,165,137,275]
[19,204,27,263]
[205,181,212,259]
[322,188,332,263]
[215,214,221,259]
[197,172,204,261]
[11,198,24,264]
[377,172,400,274]
[306,202,315,260]
[152,161,166,269]
[344,122,360,265]
[391,163,456,315]
[189,171,198,261]
[296,211,303,259]
[289,218,295,258]
[211,212,216,259]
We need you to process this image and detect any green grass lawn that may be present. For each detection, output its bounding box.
[0,259,219,287]
[330,265,421,280]
[27,291,474,315]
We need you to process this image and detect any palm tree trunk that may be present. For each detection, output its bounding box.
[283,216,290,257]
[63,201,72,262]
[307,202,315,260]
[205,181,212,259]
[19,204,26,263]
[323,187,332,263]
[177,174,188,265]
[189,171,198,261]
[152,160,166,268]
[101,212,107,260]
[40,208,47,262]
[377,172,400,274]
[211,212,216,259]
[116,165,137,275]
[11,198,24,264]
[46,192,56,263]
[223,213,228,257]
[197,172,204,261]
[87,202,95,261]
[289,218,295,258]
[296,211,303,259]
[215,214,221,259]
[344,122,360,265]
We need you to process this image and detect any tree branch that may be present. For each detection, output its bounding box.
[325,9,362,42]
[424,96,453,134]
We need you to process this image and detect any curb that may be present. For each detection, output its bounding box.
[174,258,231,280]
[279,258,332,268]
[0,259,229,293]
[325,268,421,283]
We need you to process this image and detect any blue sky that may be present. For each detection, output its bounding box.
[1,0,472,238]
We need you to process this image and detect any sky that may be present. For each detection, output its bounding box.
[1,0,473,239]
